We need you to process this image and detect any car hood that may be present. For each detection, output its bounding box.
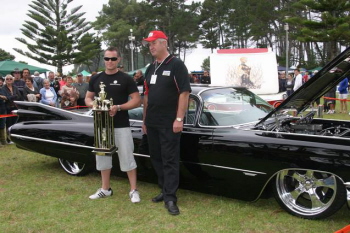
[257,47,350,125]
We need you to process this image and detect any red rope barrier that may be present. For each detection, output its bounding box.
[61,105,89,110]
[0,114,17,118]
[323,97,350,101]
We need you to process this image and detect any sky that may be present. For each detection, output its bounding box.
[0,0,211,74]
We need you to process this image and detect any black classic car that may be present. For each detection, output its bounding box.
[9,47,350,220]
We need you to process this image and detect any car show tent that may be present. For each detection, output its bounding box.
[0,60,50,76]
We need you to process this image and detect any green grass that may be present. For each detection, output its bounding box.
[1,145,350,233]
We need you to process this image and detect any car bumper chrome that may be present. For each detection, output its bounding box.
[344,182,350,208]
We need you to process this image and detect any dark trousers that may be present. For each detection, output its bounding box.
[147,126,181,202]
[77,98,86,107]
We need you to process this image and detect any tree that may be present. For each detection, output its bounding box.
[0,48,15,61]
[93,0,150,70]
[291,0,350,62]
[74,33,103,72]
[201,56,210,71]
[14,0,93,74]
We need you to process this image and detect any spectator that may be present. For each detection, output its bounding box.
[85,75,91,83]
[12,68,25,96]
[293,69,303,91]
[0,76,4,87]
[40,79,58,107]
[59,75,67,90]
[23,77,40,102]
[133,70,144,86]
[201,70,211,84]
[302,71,310,84]
[3,74,22,143]
[192,74,200,84]
[73,73,89,106]
[22,68,30,80]
[59,76,79,108]
[278,72,286,92]
[285,74,294,97]
[48,71,60,94]
[117,64,125,72]
[324,86,337,114]
[33,71,44,90]
[338,77,348,113]
[0,82,9,146]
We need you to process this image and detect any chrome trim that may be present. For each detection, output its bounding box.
[251,128,350,141]
[133,153,265,175]
[344,182,350,208]
[133,153,150,158]
[10,134,95,149]
[244,172,258,176]
[15,101,93,118]
[183,161,266,175]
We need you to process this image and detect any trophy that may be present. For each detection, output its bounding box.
[92,82,117,156]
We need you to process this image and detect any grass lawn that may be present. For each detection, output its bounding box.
[1,98,350,232]
[0,145,350,233]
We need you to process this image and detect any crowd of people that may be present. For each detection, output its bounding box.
[279,69,349,114]
[0,68,94,146]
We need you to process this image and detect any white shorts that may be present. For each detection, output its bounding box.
[339,94,348,100]
[96,127,137,172]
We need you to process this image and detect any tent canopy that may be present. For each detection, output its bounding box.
[127,64,150,77]
[0,60,50,76]
[80,70,91,76]
[277,66,287,71]
[309,66,323,72]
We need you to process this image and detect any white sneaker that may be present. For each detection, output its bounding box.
[89,188,113,199]
[129,189,140,203]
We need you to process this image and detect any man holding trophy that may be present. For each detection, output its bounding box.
[85,47,141,203]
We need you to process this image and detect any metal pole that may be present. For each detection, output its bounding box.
[129,29,135,71]
[284,17,289,77]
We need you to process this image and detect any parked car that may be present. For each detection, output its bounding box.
[9,47,350,219]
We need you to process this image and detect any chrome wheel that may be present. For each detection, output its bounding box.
[274,169,345,219]
[58,159,90,176]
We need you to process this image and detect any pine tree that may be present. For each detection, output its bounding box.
[14,0,93,74]
[0,48,15,61]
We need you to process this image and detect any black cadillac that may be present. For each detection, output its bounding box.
[9,47,350,220]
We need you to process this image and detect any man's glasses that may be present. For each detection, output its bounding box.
[104,57,118,61]
[6,79,12,81]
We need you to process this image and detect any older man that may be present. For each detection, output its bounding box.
[142,30,191,215]
[73,73,89,106]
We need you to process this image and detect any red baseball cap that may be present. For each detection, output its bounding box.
[142,31,168,43]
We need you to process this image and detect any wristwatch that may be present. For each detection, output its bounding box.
[117,105,121,111]
[176,117,183,122]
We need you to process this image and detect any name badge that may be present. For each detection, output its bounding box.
[150,74,157,84]
[162,70,171,76]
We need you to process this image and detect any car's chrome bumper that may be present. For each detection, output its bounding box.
[344,182,350,208]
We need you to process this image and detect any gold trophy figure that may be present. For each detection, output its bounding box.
[92,82,117,156]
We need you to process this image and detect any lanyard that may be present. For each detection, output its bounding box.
[153,54,170,75]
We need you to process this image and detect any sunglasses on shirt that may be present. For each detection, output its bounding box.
[104,57,118,61]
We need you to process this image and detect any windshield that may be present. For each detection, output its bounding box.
[199,88,273,126]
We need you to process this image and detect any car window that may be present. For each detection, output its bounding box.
[199,88,273,126]
[184,97,198,125]
[128,107,143,121]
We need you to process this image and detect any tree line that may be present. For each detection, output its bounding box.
[9,0,350,73]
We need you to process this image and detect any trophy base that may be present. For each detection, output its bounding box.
[93,146,117,156]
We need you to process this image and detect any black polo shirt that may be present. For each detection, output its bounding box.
[89,71,138,128]
[144,55,191,128]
